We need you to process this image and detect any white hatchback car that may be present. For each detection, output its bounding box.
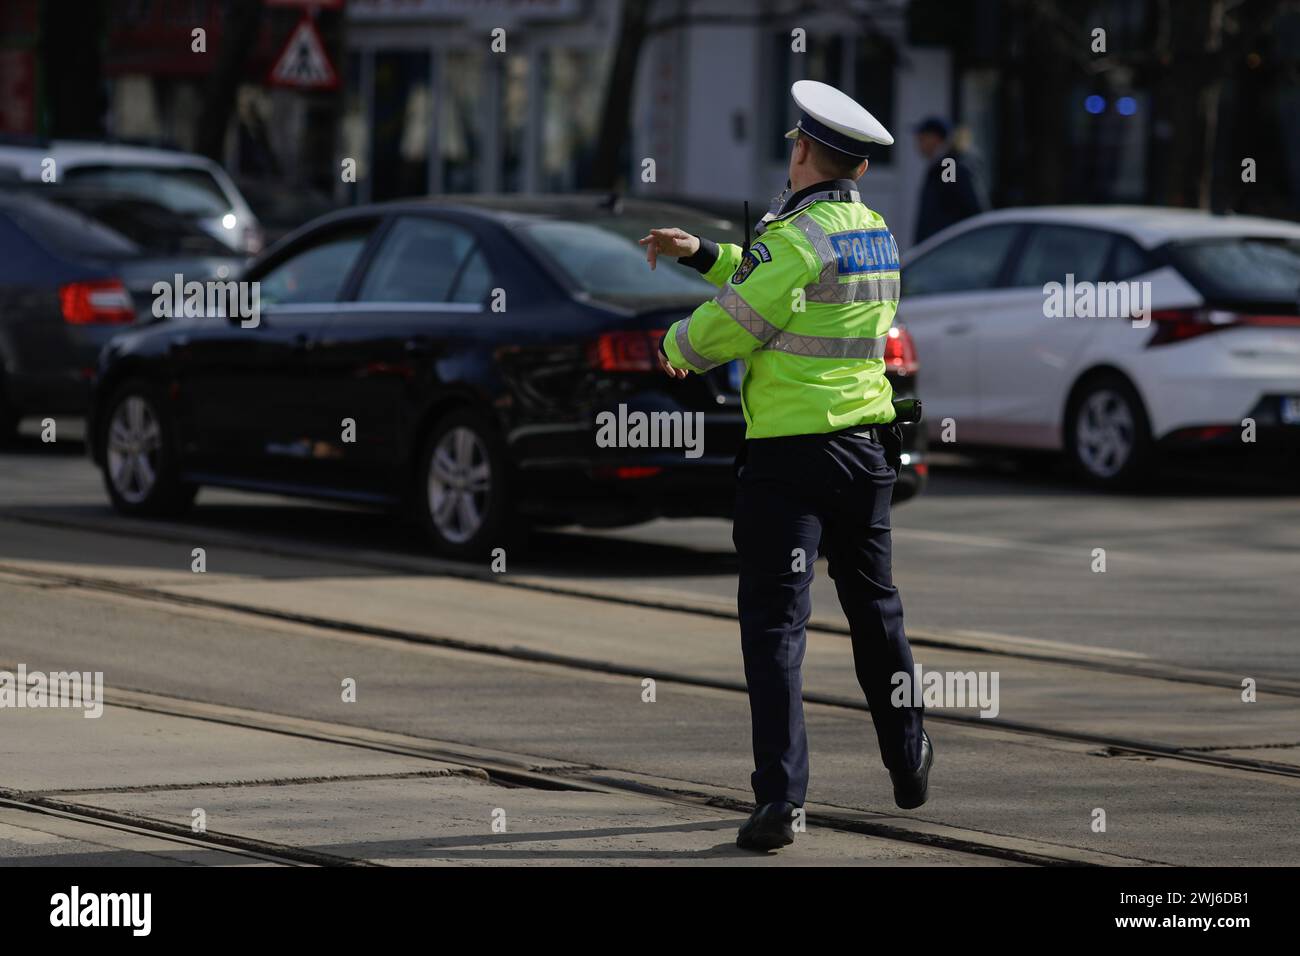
[0,141,262,256]
[899,206,1300,486]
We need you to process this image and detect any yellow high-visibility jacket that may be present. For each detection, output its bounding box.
[663,183,900,438]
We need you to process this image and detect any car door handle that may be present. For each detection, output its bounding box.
[404,336,432,355]
[944,323,972,335]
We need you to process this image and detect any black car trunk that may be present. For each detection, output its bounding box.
[583,293,742,411]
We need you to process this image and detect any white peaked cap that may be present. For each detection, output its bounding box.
[784,79,894,156]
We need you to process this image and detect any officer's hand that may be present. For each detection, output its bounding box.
[658,345,688,379]
[639,228,700,270]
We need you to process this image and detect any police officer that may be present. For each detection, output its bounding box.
[639,80,931,852]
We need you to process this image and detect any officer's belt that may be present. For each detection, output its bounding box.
[750,422,893,444]
[846,425,888,443]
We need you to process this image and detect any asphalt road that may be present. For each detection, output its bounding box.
[1,422,1297,866]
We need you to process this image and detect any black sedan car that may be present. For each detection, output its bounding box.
[0,193,145,439]
[89,196,925,558]
[0,190,243,440]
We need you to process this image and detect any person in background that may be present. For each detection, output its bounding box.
[913,116,989,245]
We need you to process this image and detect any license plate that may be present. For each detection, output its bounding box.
[727,361,745,392]
[1281,396,1300,425]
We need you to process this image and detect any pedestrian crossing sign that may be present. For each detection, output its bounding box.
[269,16,338,91]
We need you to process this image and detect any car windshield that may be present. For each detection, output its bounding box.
[1166,236,1300,305]
[62,165,233,218]
[520,219,716,298]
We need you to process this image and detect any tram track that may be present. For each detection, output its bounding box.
[1,552,1298,783]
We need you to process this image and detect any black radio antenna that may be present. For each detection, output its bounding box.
[743,201,751,254]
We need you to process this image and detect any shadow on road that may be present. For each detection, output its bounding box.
[927,450,1300,498]
[1,432,1294,585]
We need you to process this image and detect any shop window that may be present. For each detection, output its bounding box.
[371,50,430,201]
[541,48,601,191]
[500,54,529,192]
[440,50,482,193]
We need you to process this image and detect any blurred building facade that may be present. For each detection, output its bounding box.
[627,0,942,246]
[3,0,1298,241]
[342,0,947,243]
[342,0,614,200]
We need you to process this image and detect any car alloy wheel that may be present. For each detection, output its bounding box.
[107,395,163,504]
[427,425,493,545]
[1074,388,1135,479]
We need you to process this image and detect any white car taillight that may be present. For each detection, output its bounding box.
[1148,309,1300,346]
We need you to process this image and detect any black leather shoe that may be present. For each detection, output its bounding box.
[890,730,933,809]
[736,801,797,851]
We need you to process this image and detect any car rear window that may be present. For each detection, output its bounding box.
[51,196,232,256]
[520,220,715,298]
[1166,237,1300,305]
[63,165,232,218]
[2,200,139,259]
[578,213,744,248]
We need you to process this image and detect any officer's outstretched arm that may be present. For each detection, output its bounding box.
[679,239,744,290]
[662,232,818,373]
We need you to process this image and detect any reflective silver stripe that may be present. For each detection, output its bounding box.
[674,319,717,371]
[805,275,901,303]
[792,214,838,285]
[710,216,890,363]
[716,287,782,343]
[762,330,888,360]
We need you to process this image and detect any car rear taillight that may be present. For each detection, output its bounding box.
[884,325,919,375]
[592,465,664,480]
[59,279,135,325]
[587,329,668,372]
[1148,309,1300,346]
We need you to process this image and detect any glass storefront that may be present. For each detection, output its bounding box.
[346,11,609,198]
[541,48,600,191]
[371,50,431,201]
[440,49,484,194]
[500,53,529,193]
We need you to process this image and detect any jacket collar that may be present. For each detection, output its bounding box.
[755,178,862,236]
[780,178,861,216]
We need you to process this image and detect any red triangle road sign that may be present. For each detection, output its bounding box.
[268,16,338,90]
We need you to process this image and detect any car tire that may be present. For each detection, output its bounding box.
[415,408,515,560]
[99,379,197,516]
[1065,373,1155,490]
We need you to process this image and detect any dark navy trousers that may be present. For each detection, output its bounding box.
[732,424,924,806]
